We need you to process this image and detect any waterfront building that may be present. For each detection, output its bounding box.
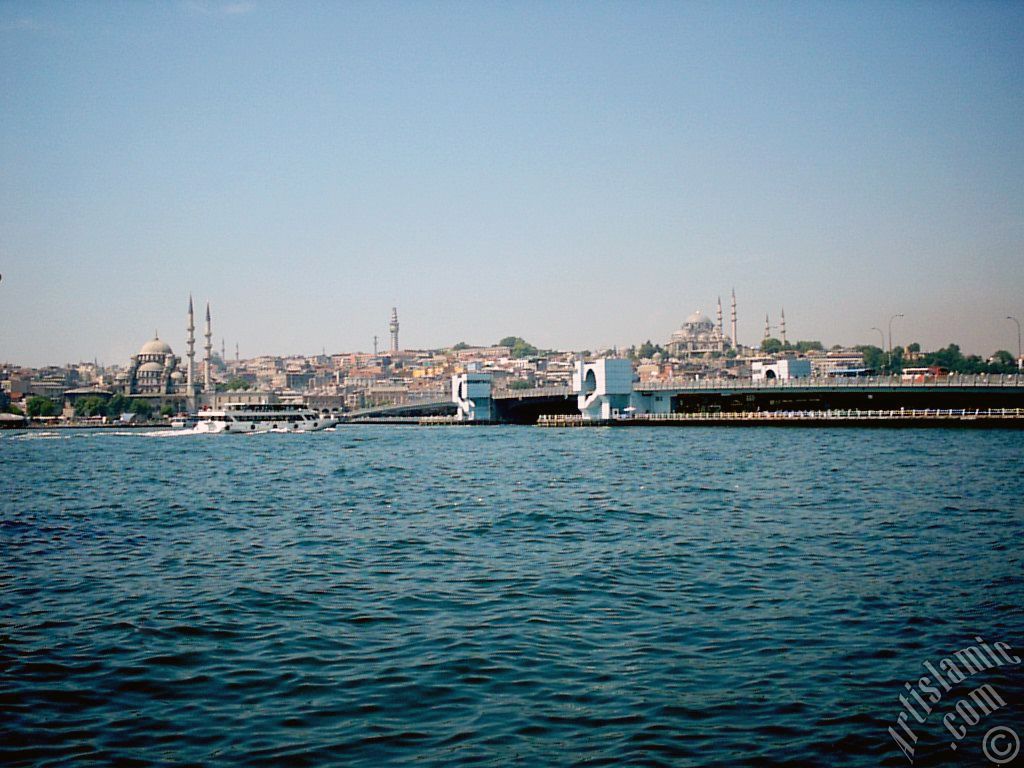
[752,357,812,381]
[813,350,868,377]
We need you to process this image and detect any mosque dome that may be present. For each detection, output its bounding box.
[140,337,173,357]
[685,311,713,326]
[138,361,165,374]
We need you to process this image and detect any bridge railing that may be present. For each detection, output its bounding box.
[634,374,1024,392]
[345,393,451,418]
[538,407,1024,426]
[492,386,574,399]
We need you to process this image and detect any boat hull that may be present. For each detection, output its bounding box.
[194,418,337,434]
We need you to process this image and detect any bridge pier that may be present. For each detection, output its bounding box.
[452,373,494,421]
[573,359,635,420]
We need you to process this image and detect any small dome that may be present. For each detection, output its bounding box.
[139,361,164,374]
[170,370,183,380]
[685,310,713,326]
[140,337,173,357]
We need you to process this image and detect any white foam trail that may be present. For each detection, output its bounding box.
[141,428,206,438]
[9,431,67,440]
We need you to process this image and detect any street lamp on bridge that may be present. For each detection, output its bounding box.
[870,327,885,373]
[1008,316,1022,371]
[887,314,904,373]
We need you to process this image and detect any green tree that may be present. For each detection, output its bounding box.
[987,350,1016,373]
[858,345,886,372]
[497,336,539,359]
[26,396,59,417]
[160,404,175,417]
[963,355,986,374]
[74,396,108,418]
[907,342,921,354]
[635,340,665,359]
[224,378,252,391]
[889,346,905,374]
[761,337,783,355]
[129,399,153,418]
[921,344,965,372]
[793,340,824,353]
[451,341,471,351]
[105,393,132,418]
[508,380,533,390]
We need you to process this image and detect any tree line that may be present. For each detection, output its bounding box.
[45,393,174,420]
[858,343,1018,375]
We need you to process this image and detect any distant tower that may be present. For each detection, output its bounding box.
[235,342,239,363]
[221,338,226,363]
[389,307,400,353]
[731,289,738,349]
[186,295,196,396]
[204,302,213,392]
[373,335,379,356]
[716,296,724,337]
[780,308,787,345]
[764,313,771,341]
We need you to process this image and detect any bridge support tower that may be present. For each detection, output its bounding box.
[573,359,634,420]
[453,373,493,422]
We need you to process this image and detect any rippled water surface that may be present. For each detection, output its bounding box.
[2,426,1022,766]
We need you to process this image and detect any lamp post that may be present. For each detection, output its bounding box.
[888,313,904,374]
[870,327,885,373]
[1008,316,1022,371]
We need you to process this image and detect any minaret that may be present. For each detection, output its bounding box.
[186,295,196,396]
[780,308,787,346]
[221,338,226,363]
[235,342,239,363]
[716,296,723,337]
[764,313,771,341]
[731,289,738,349]
[389,307,400,353]
[204,302,213,393]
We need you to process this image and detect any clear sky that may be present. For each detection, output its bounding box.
[2,0,1022,366]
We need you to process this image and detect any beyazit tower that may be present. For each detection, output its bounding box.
[389,307,400,353]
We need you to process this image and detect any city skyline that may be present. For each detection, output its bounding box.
[4,293,1021,369]
[2,2,1023,366]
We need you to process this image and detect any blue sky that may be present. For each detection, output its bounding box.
[2,0,1022,366]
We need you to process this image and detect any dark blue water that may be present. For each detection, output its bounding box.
[2,426,1022,767]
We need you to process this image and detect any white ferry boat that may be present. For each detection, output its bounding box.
[195,403,337,433]
[170,414,199,429]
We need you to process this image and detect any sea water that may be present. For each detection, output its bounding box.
[2,426,1022,766]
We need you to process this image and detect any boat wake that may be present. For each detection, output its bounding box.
[7,431,67,441]
[141,428,207,438]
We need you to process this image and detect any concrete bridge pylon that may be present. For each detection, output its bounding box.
[452,373,494,421]
[573,359,635,420]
